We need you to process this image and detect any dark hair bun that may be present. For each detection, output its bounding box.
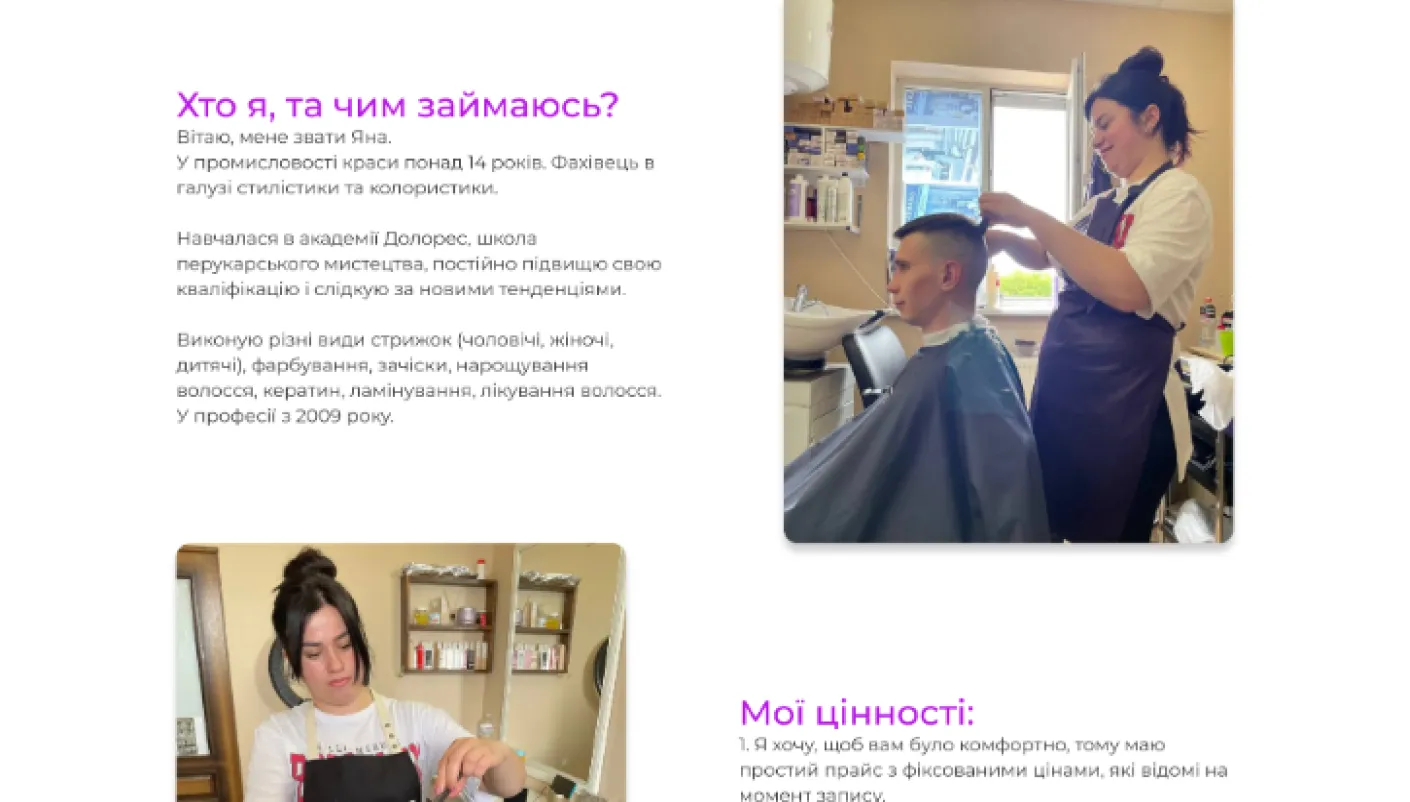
[1119,46,1164,76]
[283,547,336,583]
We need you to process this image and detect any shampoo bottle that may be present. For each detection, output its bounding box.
[786,174,807,221]
[837,174,854,226]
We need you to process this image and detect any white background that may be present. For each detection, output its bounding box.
[2,0,1409,799]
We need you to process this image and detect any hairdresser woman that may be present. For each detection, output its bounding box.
[979,46,1213,543]
[244,548,525,802]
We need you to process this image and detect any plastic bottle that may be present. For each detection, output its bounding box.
[1199,297,1216,347]
[475,559,486,580]
[820,176,837,224]
[836,174,854,226]
[786,174,807,221]
[477,713,497,740]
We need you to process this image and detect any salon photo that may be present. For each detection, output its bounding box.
[782,0,1234,544]
[176,544,625,802]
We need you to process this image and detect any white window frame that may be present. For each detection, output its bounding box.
[888,61,1081,317]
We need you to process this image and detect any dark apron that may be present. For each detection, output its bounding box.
[302,690,425,802]
[1030,162,1176,542]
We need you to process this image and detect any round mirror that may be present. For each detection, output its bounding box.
[593,638,608,696]
[268,641,308,708]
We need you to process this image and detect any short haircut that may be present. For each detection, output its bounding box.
[272,547,373,684]
[892,213,989,292]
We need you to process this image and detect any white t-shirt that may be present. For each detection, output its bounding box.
[1059,166,1214,330]
[244,697,497,802]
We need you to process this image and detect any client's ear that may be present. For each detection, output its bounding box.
[938,259,964,292]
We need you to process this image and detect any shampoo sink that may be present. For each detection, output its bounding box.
[784,297,884,368]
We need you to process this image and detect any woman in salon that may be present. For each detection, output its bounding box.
[979,46,1214,543]
[243,547,526,802]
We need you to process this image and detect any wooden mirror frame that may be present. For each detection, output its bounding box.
[177,547,243,802]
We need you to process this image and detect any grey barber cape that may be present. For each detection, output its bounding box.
[784,319,1051,543]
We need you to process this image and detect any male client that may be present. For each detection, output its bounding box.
[784,213,1050,543]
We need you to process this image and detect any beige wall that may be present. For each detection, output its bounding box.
[506,544,622,781]
[785,0,1234,358]
[209,543,511,785]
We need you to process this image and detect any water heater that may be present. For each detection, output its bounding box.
[784,0,832,95]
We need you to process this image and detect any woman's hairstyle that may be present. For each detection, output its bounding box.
[1084,47,1201,163]
[272,547,372,684]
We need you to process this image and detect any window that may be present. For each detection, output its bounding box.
[890,61,1085,315]
[990,91,1067,312]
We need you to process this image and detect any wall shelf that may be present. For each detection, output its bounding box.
[406,575,495,588]
[785,221,859,234]
[784,121,905,144]
[400,572,497,675]
[406,668,492,675]
[783,164,868,189]
[513,578,577,673]
[783,123,869,234]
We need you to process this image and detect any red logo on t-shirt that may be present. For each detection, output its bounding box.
[1113,213,1135,249]
[289,754,305,802]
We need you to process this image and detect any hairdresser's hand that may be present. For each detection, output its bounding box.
[436,737,516,798]
[978,192,1037,229]
[984,227,1017,255]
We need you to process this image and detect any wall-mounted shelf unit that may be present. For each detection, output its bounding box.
[783,164,869,189]
[784,122,905,144]
[512,578,577,675]
[784,221,860,234]
[399,573,497,676]
[784,122,890,236]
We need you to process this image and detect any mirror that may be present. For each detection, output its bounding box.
[175,578,212,757]
[502,544,624,793]
[592,638,609,696]
[268,640,309,708]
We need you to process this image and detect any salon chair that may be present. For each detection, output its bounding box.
[842,320,907,409]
